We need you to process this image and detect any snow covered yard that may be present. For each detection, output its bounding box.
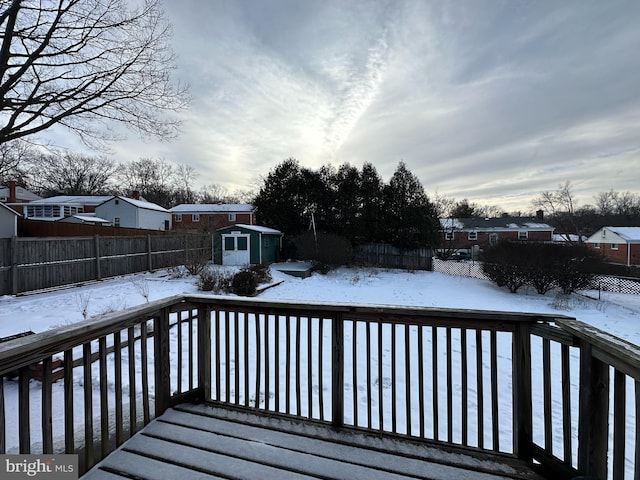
[1,264,639,477]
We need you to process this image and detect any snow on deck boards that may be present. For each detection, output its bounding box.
[82,403,549,480]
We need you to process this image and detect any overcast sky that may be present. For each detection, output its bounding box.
[47,0,640,211]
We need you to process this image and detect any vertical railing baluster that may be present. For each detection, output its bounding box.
[418,325,424,438]
[318,318,325,421]
[296,315,301,416]
[405,323,411,436]
[63,349,74,453]
[352,320,358,427]
[99,337,109,458]
[255,313,262,409]
[432,326,439,441]
[613,369,625,480]
[561,344,572,466]
[286,315,291,415]
[265,314,270,411]
[635,380,640,480]
[242,311,247,407]
[446,327,452,443]
[127,326,137,436]
[543,338,552,452]
[41,356,53,454]
[177,311,183,393]
[141,321,150,423]
[308,316,313,418]
[189,311,194,391]
[490,330,499,451]
[114,332,123,446]
[476,330,484,449]
[82,344,93,468]
[461,328,468,446]
[215,310,221,401]
[0,374,4,454]
[225,311,230,404]
[331,312,344,429]
[275,315,280,412]
[378,321,383,432]
[391,322,396,433]
[366,321,372,430]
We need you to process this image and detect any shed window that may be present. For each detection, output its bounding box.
[468,231,477,241]
[224,237,234,250]
[237,237,248,250]
[518,231,528,240]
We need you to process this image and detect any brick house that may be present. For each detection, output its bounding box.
[0,180,41,205]
[586,226,640,266]
[170,204,255,231]
[440,214,555,251]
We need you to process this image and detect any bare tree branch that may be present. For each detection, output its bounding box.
[0,0,189,147]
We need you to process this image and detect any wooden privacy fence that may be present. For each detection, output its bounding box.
[0,295,638,478]
[0,234,212,295]
[354,243,433,270]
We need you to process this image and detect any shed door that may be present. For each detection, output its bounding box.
[222,233,251,265]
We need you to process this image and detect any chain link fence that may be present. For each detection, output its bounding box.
[432,258,489,280]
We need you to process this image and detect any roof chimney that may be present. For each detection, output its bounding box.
[132,190,140,200]
[536,209,544,220]
[8,180,16,203]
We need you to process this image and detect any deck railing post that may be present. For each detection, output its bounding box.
[332,312,344,429]
[154,308,171,416]
[512,322,533,461]
[577,341,609,478]
[198,306,212,401]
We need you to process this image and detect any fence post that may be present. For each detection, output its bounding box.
[332,312,344,429]
[94,235,101,281]
[577,342,609,478]
[147,235,153,272]
[10,236,18,295]
[512,322,533,461]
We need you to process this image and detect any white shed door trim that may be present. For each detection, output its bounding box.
[222,233,251,265]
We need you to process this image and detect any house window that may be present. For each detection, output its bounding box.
[468,231,478,241]
[611,243,619,250]
[192,213,200,222]
[489,233,498,245]
[445,232,454,241]
[175,214,182,222]
[229,213,236,222]
[114,217,120,227]
[518,231,528,240]
[594,243,600,249]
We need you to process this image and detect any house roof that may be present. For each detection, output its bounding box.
[170,203,254,213]
[103,196,169,213]
[605,227,640,242]
[27,195,113,206]
[440,216,554,231]
[65,214,111,224]
[219,224,282,235]
[0,202,19,216]
[0,185,42,202]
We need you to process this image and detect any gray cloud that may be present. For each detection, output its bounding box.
[40,0,640,210]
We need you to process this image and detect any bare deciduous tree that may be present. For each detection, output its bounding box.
[28,150,117,195]
[532,180,582,241]
[0,138,31,182]
[0,0,188,147]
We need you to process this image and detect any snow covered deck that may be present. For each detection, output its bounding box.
[82,402,547,480]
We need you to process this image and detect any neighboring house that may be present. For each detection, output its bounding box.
[0,202,19,238]
[0,181,41,205]
[440,213,555,250]
[214,224,282,266]
[586,226,640,266]
[170,204,255,231]
[22,195,112,220]
[95,196,172,231]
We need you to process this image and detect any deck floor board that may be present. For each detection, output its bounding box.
[82,403,550,480]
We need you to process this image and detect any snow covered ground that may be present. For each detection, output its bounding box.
[2,264,638,345]
[1,264,639,475]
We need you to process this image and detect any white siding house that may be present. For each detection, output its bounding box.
[95,196,172,231]
[0,203,19,238]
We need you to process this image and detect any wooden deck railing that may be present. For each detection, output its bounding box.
[0,294,638,479]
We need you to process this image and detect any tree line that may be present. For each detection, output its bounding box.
[253,158,440,249]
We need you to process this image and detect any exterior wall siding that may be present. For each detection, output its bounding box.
[442,230,553,250]
[173,212,254,230]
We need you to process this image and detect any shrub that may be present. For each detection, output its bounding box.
[231,270,258,296]
[197,268,233,293]
[245,263,272,284]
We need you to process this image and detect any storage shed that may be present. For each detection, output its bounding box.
[215,224,283,266]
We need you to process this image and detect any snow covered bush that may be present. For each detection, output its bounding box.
[231,270,258,296]
[197,268,233,293]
